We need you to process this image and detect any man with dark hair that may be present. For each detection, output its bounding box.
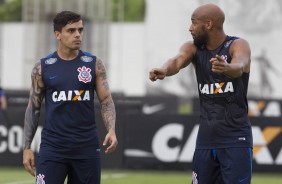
[23,11,118,184]
[149,4,253,184]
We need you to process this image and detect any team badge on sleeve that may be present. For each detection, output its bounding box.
[81,56,93,62]
[77,66,92,83]
[36,174,45,184]
[45,58,57,65]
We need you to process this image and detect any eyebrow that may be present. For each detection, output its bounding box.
[66,27,83,31]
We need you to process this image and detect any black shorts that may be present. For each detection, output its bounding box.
[192,147,252,184]
[36,155,101,184]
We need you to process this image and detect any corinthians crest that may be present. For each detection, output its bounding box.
[36,174,45,184]
[77,66,92,83]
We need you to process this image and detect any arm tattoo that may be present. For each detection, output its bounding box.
[96,58,109,90]
[101,97,116,131]
[23,61,45,150]
[96,58,116,131]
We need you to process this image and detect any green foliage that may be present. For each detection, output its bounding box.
[0,0,146,22]
[0,0,22,22]
[111,0,145,22]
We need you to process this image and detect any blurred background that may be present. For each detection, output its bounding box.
[0,0,282,183]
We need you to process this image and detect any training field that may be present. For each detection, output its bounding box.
[0,168,282,184]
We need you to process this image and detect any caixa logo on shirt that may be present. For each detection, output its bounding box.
[199,81,234,95]
[52,90,90,102]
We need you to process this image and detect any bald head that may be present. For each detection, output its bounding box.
[192,4,225,30]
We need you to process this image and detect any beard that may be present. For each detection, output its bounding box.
[193,27,208,47]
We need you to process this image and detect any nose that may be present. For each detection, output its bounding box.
[189,24,193,33]
[75,30,81,37]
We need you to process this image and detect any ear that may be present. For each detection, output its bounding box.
[206,19,213,30]
[54,31,61,40]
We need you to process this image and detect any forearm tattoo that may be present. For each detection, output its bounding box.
[101,97,116,131]
[96,58,116,131]
[23,61,45,150]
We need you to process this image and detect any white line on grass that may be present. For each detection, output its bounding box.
[102,173,127,180]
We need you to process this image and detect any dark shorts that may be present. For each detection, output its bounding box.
[36,155,101,184]
[192,147,252,184]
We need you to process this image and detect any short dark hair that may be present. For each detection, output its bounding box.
[53,11,82,32]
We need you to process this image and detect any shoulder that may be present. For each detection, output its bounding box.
[40,52,58,65]
[31,60,42,76]
[80,50,97,61]
[180,41,197,51]
[178,41,197,60]
[95,57,108,77]
[228,37,251,55]
[230,37,250,48]
[95,57,105,68]
[229,37,251,69]
[182,41,197,56]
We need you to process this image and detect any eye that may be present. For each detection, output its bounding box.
[78,28,83,33]
[191,18,198,25]
[68,29,75,33]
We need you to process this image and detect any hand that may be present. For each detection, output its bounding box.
[149,68,167,81]
[103,129,118,154]
[210,55,227,74]
[23,149,36,177]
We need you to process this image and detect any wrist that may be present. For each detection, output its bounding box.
[107,128,116,134]
[160,67,168,76]
[23,143,31,150]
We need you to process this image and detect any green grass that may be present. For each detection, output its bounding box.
[102,170,189,184]
[0,167,282,184]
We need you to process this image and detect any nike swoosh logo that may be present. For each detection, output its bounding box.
[49,76,57,80]
[142,104,165,114]
[238,177,248,183]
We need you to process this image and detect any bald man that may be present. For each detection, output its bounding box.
[149,4,252,184]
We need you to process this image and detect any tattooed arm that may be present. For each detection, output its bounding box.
[23,61,45,177]
[95,58,117,154]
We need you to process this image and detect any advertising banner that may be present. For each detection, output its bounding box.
[123,115,282,172]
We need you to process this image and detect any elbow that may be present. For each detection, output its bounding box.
[228,70,243,79]
[234,66,244,78]
[236,64,244,77]
[228,63,244,78]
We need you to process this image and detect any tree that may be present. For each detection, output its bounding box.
[0,0,22,22]
[0,0,146,22]
[111,0,146,22]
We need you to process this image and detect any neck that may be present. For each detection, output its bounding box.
[57,47,79,61]
[206,32,227,50]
